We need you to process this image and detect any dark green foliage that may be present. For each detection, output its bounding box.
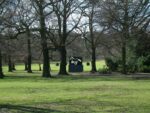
[125,55,150,73]
[135,32,150,57]
[105,58,120,71]
[134,30,150,73]
[105,56,138,73]
[142,66,150,73]
[126,55,138,73]
[137,55,150,73]
[126,63,138,73]
[143,55,150,66]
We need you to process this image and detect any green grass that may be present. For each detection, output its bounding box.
[0,71,150,113]
[3,60,106,72]
[0,62,150,113]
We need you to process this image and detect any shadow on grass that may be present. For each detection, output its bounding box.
[3,70,141,82]
[3,74,130,82]
[0,104,63,113]
[131,73,150,80]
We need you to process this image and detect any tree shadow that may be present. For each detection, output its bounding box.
[0,104,64,113]
[131,73,150,80]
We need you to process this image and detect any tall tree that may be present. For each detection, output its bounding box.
[48,0,84,75]
[0,49,4,78]
[0,32,4,78]
[7,35,13,72]
[16,0,36,73]
[3,0,35,73]
[0,0,6,78]
[32,0,52,77]
[1,0,35,74]
[101,0,150,74]
[81,0,107,73]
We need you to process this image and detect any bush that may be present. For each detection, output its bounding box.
[126,64,138,73]
[98,65,111,74]
[143,66,150,73]
[126,57,138,73]
[105,55,150,73]
[143,55,150,66]
[137,55,150,73]
[105,58,120,71]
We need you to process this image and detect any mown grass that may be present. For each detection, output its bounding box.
[0,61,150,113]
[2,60,106,73]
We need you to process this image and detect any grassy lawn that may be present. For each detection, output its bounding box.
[0,62,150,113]
[2,60,106,72]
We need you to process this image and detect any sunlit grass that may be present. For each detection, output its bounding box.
[1,61,150,113]
[3,60,106,73]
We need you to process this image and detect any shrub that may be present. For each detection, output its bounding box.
[98,65,111,74]
[137,55,150,72]
[126,64,138,73]
[126,57,138,73]
[143,66,150,73]
[105,58,120,71]
[143,55,150,66]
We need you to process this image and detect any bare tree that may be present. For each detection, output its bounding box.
[32,0,53,77]
[0,33,4,78]
[47,0,84,75]
[15,0,36,73]
[1,0,28,73]
[3,28,19,72]
[81,0,107,73]
[0,0,7,78]
[4,0,37,73]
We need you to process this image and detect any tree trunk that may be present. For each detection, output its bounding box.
[24,60,28,71]
[42,42,51,77]
[38,2,51,78]
[91,47,97,73]
[8,55,13,72]
[39,63,42,71]
[12,63,16,70]
[122,43,127,74]
[26,28,32,73]
[59,46,68,75]
[89,9,97,73]
[27,38,32,73]
[58,5,68,75]
[122,3,128,74]
[0,50,4,78]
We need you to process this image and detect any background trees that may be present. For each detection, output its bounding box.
[47,0,84,75]
[0,49,3,78]
[81,0,108,73]
[0,25,4,78]
[0,0,7,78]
[0,0,150,78]
[100,0,150,74]
[15,0,36,73]
[32,0,54,77]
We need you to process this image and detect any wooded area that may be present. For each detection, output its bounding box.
[0,0,150,78]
